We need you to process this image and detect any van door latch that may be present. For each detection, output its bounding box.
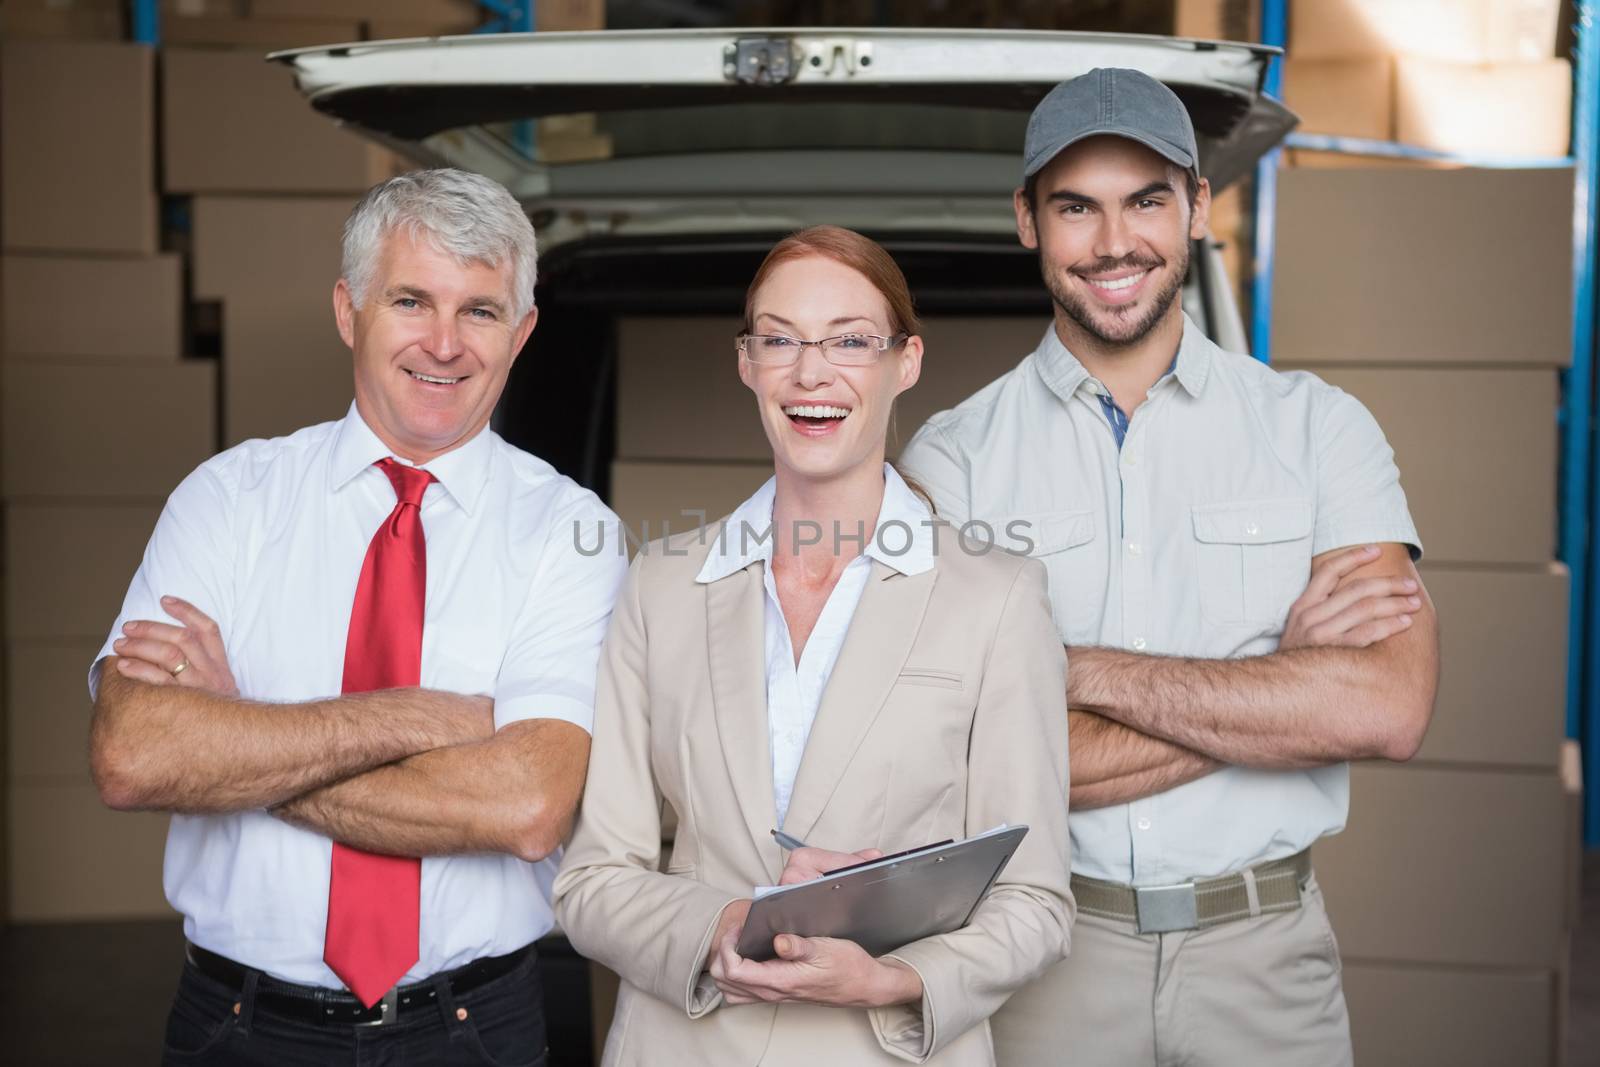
[723,38,799,86]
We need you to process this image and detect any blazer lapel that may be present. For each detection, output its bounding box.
[781,560,937,846]
[704,563,784,884]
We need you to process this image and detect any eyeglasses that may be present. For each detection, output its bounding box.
[737,332,908,367]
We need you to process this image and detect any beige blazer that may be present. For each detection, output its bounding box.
[552,521,1073,1066]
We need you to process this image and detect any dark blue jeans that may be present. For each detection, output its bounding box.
[160,950,548,1066]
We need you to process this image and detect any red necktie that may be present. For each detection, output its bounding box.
[324,457,434,1007]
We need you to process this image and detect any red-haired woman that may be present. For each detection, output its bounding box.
[553,226,1073,1066]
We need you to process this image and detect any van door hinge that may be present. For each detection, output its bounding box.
[723,38,800,86]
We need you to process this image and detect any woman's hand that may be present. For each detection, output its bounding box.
[711,928,923,1009]
[704,899,753,971]
[778,845,884,885]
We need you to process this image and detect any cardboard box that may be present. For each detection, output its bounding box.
[4,504,161,639]
[1283,149,1451,170]
[191,197,356,443]
[252,0,481,20]
[1,362,217,499]
[1414,565,1567,768]
[192,196,352,303]
[1,40,157,254]
[7,640,102,784]
[538,0,605,31]
[608,461,771,550]
[166,0,249,13]
[1317,763,1566,968]
[1395,57,1571,158]
[1268,366,1557,566]
[163,16,364,49]
[1271,167,1571,365]
[220,295,354,445]
[0,3,124,40]
[163,48,401,195]
[1283,58,1394,140]
[8,782,173,920]
[616,317,1047,462]
[1289,0,1560,64]
[1173,0,1257,41]
[1560,738,1581,932]
[366,18,481,40]
[2,255,181,361]
[1341,962,1557,1067]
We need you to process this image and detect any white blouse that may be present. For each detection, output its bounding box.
[694,464,934,826]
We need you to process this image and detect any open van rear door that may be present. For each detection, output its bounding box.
[273,28,1294,212]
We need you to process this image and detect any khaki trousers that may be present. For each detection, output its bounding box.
[993,875,1352,1067]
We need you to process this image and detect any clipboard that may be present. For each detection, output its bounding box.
[734,824,1028,962]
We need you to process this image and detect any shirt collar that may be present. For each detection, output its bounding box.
[328,402,494,515]
[1034,311,1213,404]
[695,463,935,584]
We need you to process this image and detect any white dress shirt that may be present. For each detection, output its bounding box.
[900,313,1421,886]
[694,464,934,827]
[90,404,627,985]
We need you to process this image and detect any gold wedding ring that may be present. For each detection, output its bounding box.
[171,660,189,677]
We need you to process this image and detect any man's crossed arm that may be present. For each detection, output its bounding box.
[91,596,588,863]
[1069,543,1440,810]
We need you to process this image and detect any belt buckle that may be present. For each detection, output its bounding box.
[1135,882,1198,934]
[355,987,399,1028]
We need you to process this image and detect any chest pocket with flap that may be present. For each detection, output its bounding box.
[1191,497,1314,627]
[1005,508,1101,644]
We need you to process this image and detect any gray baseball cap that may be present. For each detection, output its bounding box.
[1023,68,1199,180]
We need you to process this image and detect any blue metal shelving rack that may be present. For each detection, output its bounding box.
[1253,1,1600,842]
[1572,2,1600,846]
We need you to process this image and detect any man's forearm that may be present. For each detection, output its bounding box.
[1068,631,1437,768]
[90,661,492,814]
[273,718,591,863]
[1068,709,1221,810]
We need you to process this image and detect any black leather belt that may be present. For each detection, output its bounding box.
[186,942,536,1027]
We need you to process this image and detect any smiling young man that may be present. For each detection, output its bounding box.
[88,169,626,1065]
[899,70,1439,1066]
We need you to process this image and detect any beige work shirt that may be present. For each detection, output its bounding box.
[899,313,1421,885]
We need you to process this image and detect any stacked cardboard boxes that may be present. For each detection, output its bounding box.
[1273,163,1578,1066]
[2,1,485,49]
[0,38,218,921]
[727,0,1256,36]
[162,47,395,444]
[1283,0,1571,159]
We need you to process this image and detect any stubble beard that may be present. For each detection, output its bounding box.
[1042,242,1189,350]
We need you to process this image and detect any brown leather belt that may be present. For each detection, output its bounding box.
[1071,848,1313,934]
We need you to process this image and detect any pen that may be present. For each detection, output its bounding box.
[770,828,808,851]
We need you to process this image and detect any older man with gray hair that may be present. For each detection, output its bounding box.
[89,168,626,1065]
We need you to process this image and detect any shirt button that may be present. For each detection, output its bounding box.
[1245,522,1260,536]
[1132,637,1147,650]
[1127,542,1142,556]
[1137,818,1152,831]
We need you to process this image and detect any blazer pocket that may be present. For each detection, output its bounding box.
[897,666,965,690]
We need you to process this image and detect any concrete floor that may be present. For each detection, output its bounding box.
[3,857,1598,1065]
